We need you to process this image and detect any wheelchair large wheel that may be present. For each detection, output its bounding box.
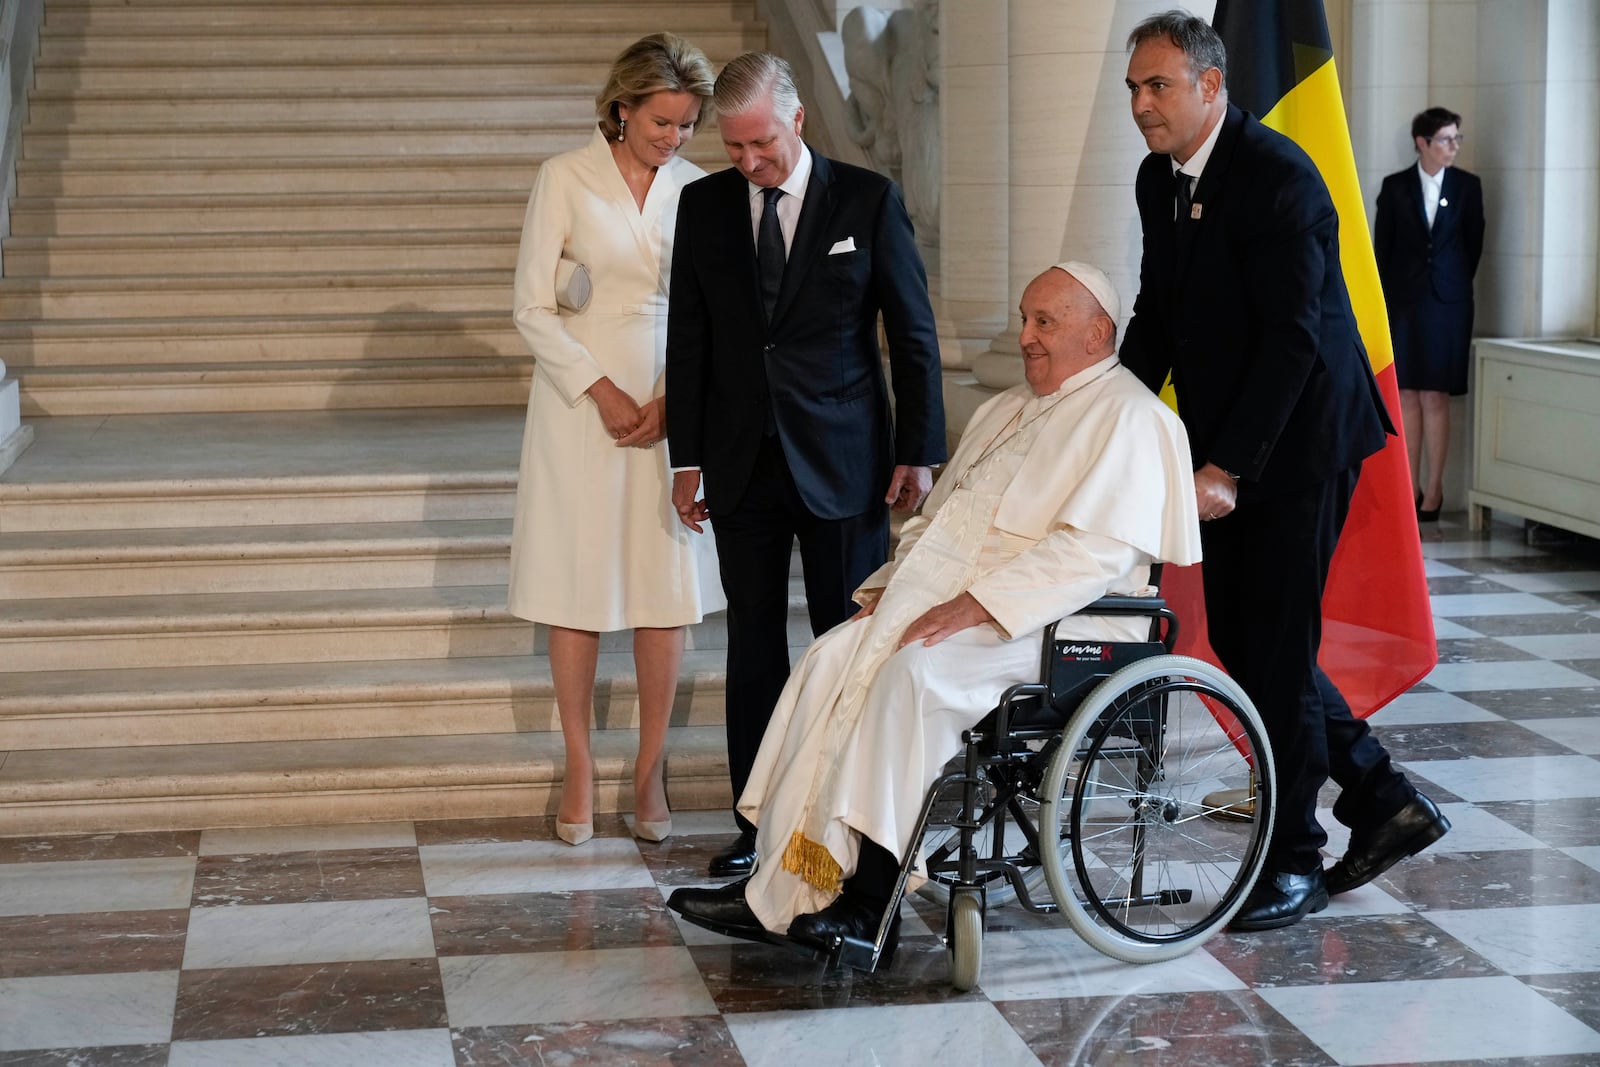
[917,779,1050,908]
[1038,654,1274,964]
[947,888,984,992]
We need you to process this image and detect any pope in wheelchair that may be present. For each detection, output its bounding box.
[670,261,1226,974]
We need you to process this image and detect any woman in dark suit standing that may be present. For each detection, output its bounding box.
[1374,106,1485,522]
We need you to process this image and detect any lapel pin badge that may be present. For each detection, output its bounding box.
[1440,197,1449,207]
[1190,203,1203,220]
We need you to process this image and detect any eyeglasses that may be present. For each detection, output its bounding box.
[1430,134,1465,147]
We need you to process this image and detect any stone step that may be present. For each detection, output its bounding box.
[18,357,531,416]
[0,649,743,751]
[42,2,757,33]
[20,122,601,161]
[13,156,547,197]
[8,191,530,236]
[0,408,526,531]
[0,586,533,672]
[0,725,735,835]
[36,29,765,64]
[0,230,519,277]
[0,585,805,673]
[25,91,600,126]
[20,121,611,161]
[0,312,523,367]
[0,270,511,319]
[31,61,615,94]
[0,518,515,598]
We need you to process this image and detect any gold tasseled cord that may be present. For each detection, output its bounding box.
[781,830,842,894]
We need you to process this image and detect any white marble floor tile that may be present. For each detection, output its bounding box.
[1261,975,1600,1064]
[0,857,196,917]
[973,928,1245,1001]
[167,1029,457,1067]
[1564,846,1600,874]
[1370,690,1504,725]
[1429,592,1570,617]
[1426,904,1600,975]
[1430,617,1483,639]
[1502,632,1600,661]
[651,810,740,837]
[182,898,436,969]
[1406,754,1600,801]
[1425,802,1545,850]
[1491,570,1600,594]
[439,947,716,1026]
[727,1002,1042,1067]
[1423,558,1473,578]
[1317,879,1414,918]
[1516,716,1600,754]
[198,821,417,856]
[1422,540,1546,560]
[419,838,654,897]
[0,971,178,1052]
[1422,659,1599,692]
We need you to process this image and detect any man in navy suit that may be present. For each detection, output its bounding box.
[1374,106,1485,521]
[666,51,946,878]
[1119,11,1449,930]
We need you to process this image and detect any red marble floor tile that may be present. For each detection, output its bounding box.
[171,957,446,1041]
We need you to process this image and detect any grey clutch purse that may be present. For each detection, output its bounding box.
[555,257,592,312]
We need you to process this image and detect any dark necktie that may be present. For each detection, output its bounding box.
[757,186,785,320]
[1174,171,1193,224]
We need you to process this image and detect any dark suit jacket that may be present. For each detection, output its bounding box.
[665,148,945,520]
[1374,164,1484,306]
[1120,105,1391,499]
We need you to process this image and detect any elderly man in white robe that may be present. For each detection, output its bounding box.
[667,261,1201,962]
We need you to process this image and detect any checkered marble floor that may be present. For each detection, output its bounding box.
[3,518,1600,1066]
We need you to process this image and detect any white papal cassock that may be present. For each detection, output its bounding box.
[738,355,1203,934]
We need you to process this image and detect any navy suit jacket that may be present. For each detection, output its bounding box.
[1120,105,1391,500]
[665,148,945,519]
[1374,164,1484,307]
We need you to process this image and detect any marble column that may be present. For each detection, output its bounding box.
[933,0,1008,372]
[972,0,1204,389]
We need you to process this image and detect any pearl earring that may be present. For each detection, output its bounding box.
[617,118,626,142]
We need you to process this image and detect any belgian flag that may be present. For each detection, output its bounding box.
[1170,0,1437,717]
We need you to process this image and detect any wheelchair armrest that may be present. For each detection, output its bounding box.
[1038,596,1179,680]
[1078,594,1168,616]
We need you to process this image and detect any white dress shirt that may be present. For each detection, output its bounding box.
[746,146,813,256]
[1418,162,1446,228]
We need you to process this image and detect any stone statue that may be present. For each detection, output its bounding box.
[842,1,940,247]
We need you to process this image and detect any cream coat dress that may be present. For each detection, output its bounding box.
[508,129,724,630]
[738,359,1203,933]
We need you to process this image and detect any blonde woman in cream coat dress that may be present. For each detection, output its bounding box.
[508,34,723,847]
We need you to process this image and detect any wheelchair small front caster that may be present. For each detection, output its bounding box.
[947,887,985,991]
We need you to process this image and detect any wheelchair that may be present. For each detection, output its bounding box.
[820,591,1276,991]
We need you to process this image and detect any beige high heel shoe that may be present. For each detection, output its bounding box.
[555,766,593,847]
[632,757,672,843]
[632,815,672,843]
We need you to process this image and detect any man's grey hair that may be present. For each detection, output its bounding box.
[713,51,803,124]
[1126,9,1228,87]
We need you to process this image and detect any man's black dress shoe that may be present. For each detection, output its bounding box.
[1326,792,1451,895]
[707,830,757,878]
[666,878,768,943]
[787,892,901,966]
[1228,868,1328,931]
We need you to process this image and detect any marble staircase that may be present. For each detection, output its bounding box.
[0,0,775,834]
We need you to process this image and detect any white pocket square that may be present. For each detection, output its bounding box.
[828,237,857,255]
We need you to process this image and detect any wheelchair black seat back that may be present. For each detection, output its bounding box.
[877,592,1276,990]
